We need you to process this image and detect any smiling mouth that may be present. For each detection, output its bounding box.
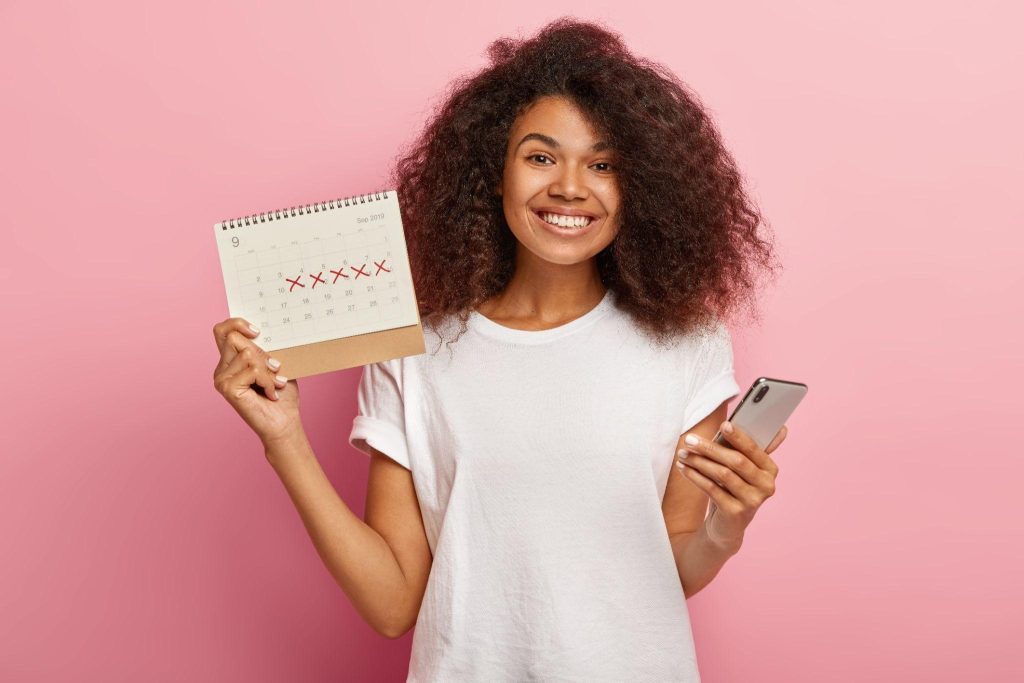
[534,211,596,229]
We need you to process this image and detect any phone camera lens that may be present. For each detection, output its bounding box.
[753,385,769,403]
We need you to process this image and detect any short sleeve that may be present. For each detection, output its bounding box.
[348,359,411,470]
[680,321,742,434]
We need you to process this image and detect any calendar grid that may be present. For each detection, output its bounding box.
[214,191,418,353]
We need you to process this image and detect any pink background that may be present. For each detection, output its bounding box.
[2,1,1021,680]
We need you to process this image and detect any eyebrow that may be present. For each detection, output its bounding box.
[515,132,611,153]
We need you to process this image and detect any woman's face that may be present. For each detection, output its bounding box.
[499,95,621,266]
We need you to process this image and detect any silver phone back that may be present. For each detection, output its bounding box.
[714,377,808,450]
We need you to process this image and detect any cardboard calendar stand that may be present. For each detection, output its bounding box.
[270,315,426,380]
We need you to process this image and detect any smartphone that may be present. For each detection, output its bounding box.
[712,377,808,451]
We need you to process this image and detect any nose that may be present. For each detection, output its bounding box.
[548,161,589,201]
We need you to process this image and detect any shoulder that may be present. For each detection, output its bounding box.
[643,315,733,366]
[366,313,472,386]
[674,318,734,375]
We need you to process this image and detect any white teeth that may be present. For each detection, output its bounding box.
[540,212,593,228]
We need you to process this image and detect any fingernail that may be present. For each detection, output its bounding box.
[274,375,286,386]
[684,434,699,446]
[248,324,260,335]
[722,421,733,434]
[267,357,281,371]
[676,449,688,459]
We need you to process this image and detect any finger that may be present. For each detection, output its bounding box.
[676,451,758,501]
[764,425,788,455]
[216,329,266,374]
[678,433,761,486]
[675,460,738,512]
[266,355,285,385]
[252,364,281,401]
[216,352,259,397]
[217,348,252,384]
[213,317,261,355]
[217,342,279,400]
[716,422,776,472]
[214,348,256,397]
[214,330,246,374]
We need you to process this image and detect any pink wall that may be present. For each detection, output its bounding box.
[3,1,1021,680]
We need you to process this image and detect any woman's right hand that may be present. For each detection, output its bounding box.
[212,318,303,448]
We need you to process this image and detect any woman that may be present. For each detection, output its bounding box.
[212,17,786,681]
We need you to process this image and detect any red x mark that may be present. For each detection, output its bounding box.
[309,271,326,288]
[374,259,390,275]
[330,267,349,283]
[285,275,305,291]
[351,263,370,279]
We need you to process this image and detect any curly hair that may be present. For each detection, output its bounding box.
[388,16,780,352]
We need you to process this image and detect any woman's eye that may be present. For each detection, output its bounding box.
[593,162,613,172]
[528,154,552,164]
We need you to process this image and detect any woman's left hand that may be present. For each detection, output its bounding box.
[675,421,788,551]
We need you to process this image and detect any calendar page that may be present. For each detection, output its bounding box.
[213,191,420,355]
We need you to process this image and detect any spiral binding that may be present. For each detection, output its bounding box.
[219,189,390,230]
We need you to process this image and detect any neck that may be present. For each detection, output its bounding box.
[479,248,607,325]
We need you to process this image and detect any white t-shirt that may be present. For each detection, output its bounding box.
[348,288,740,682]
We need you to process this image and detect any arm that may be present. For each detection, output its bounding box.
[266,434,432,638]
[662,401,741,598]
[664,401,788,598]
[210,319,431,638]
[668,524,741,599]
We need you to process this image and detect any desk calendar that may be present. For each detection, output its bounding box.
[213,190,425,378]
